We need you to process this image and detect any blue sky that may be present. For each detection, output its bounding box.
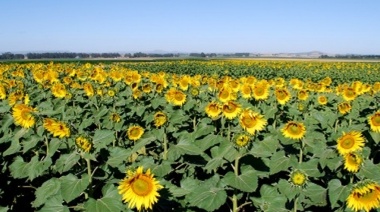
[1,0,380,54]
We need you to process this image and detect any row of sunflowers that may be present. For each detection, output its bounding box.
[0,61,380,211]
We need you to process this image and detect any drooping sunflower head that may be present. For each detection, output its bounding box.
[222,101,242,120]
[118,166,163,211]
[205,102,221,119]
[75,136,92,153]
[289,169,308,187]
[281,121,306,140]
[336,131,365,155]
[232,133,251,148]
[343,152,363,173]
[338,102,352,115]
[368,111,380,132]
[346,179,380,212]
[83,82,94,97]
[239,109,267,135]
[12,104,36,128]
[128,125,144,141]
[110,113,121,123]
[275,87,291,105]
[51,121,71,138]
[153,111,167,128]
[318,95,328,105]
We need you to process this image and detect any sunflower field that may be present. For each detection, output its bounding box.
[0,60,380,212]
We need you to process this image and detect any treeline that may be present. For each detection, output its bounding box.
[0,52,122,60]
[129,52,180,58]
[320,54,380,59]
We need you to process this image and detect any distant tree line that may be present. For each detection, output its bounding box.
[320,54,380,59]
[129,52,180,58]
[0,52,25,60]
[189,52,217,57]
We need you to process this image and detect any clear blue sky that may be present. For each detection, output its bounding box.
[1,0,380,54]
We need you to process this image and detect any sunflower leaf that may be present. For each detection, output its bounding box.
[84,185,124,212]
[250,135,279,157]
[187,184,227,211]
[222,167,258,192]
[107,147,131,168]
[328,179,350,208]
[54,152,80,174]
[93,130,115,150]
[38,194,69,212]
[32,178,61,207]
[60,174,90,203]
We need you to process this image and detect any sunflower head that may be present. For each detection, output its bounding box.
[338,102,352,115]
[253,80,270,101]
[110,113,121,123]
[343,152,363,173]
[281,121,306,140]
[239,109,267,135]
[289,169,308,187]
[75,136,92,153]
[347,179,380,212]
[128,125,144,141]
[342,87,357,101]
[275,88,291,105]
[318,95,328,105]
[222,101,242,120]
[12,104,37,128]
[205,102,221,119]
[297,90,309,101]
[368,111,380,132]
[232,133,251,148]
[336,131,365,155]
[118,166,163,211]
[153,111,167,128]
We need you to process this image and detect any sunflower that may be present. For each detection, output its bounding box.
[165,88,186,106]
[232,133,251,148]
[297,90,309,101]
[178,75,190,91]
[83,82,94,97]
[281,121,306,140]
[343,152,363,173]
[368,111,380,132]
[289,169,307,187]
[346,180,380,212]
[142,84,152,93]
[342,87,357,101]
[0,85,6,99]
[153,111,167,128]
[128,125,144,141]
[338,102,352,115]
[205,102,221,119]
[239,109,267,135]
[51,83,67,98]
[318,95,328,105]
[252,80,270,101]
[12,104,36,128]
[53,122,71,138]
[240,83,252,99]
[107,89,116,97]
[222,101,242,120]
[275,87,291,105]
[118,166,163,211]
[336,131,365,156]
[218,86,236,103]
[75,136,92,153]
[110,113,121,123]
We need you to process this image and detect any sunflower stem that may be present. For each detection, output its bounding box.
[44,136,49,157]
[299,139,304,164]
[86,158,92,184]
[193,116,197,131]
[334,119,339,133]
[163,128,168,160]
[294,196,298,212]
[232,156,240,212]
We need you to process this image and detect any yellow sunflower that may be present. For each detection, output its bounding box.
[128,125,144,141]
[275,87,291,105]
[165,88,186,106]
[281,121,306,140]
[110,113,121,123]
[368,111,380,132]
[118,166,163,211]
[75,136,92,153]
[318,95,328,105]
[83,82,94,97]
[336,131,365,156]
[347,180,380,212]
[297,90,309,101]
[0,85,6,99]
[52,121,71,138]
[289,169,307,187]
[240,83,252,99]
[205,102,221,119]
[51,83,67,98]
[222,101,242,120]
[338,102,352,115]
[239,109,267,135]
[343,152,363,173]
[232,134,251,148]
[142,84,152,93]
[218,86,236,103]
[252,80,270,101]
[12,104,36,128]
[153,111,167,128]
[342,87,357,101]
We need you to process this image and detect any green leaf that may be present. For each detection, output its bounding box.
[22,135,42,153]
[93,130,115,149]
[55,152,80,174]
[276,179,299,200]
[358,160,380,182]
[303,182,327,207]
[60,174,90,203]
[33,178,61,207]
[9,156,29,179]
[296,159,323,178]
[3,138,21,156]
[0,206,9,212]
[328,179,350,208]
[169,178,201,197]
[188,185,227,211]
[38,195,70,212]
[28,156,52,181]
[222,167,258,192]
[193,121,214,139]
[250,135,279,157]
[106,147,131,168]
[268,151,295,175]
[47,138,62,157]
[194,134,220,152]
[0,114,13,134]
[251,185,288,212]
[84,185,124,212]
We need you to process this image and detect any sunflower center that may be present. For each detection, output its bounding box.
[255,87,264,96]
[242,116,256,128]
[131,176,153,196]
[219,90,229,99]
[174,92,184,101]
[224,104,237,113]
[290,124,300,134]
[372,116,380,126]
[341,136,355,149]
[130,128,140,137]
[21,110,31,120]
[277,91,287,100]
[236,136,249,147]
[292,173,306,185]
